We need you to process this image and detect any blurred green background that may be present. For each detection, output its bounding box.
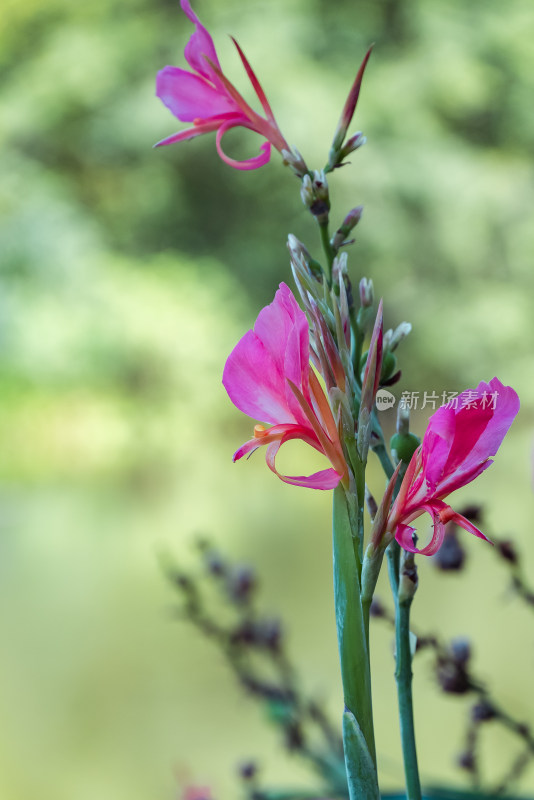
[1,0,534,797]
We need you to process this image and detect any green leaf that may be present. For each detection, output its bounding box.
[342,709,380,800]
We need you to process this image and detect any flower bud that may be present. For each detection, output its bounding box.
[390,432,420,465]
[359,277,374,308]
[281,146,308,177]
[300,174,314,208]
[385,322,412,351]
[358,301,383,462]
[380,350,398,382]
[332,252,348,283]
[332,206,363,249]
[338,131,367,161]
[329,46,372,158]
[312,169,329,201]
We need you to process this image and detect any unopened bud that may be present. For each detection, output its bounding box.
[396,403,410,435]
[330,47,373,158]
[390,431,420,465]
[359,277,374,308]
[365,486,378,519]
[300,174,314,208]
[332,206,363,249]
[358,300,383,461]
[380,350,398,382]
[338,131,367,161]
[312,169,329,202]
[385,322,412,351]
[332,252,348,284]
[281,146,308,177]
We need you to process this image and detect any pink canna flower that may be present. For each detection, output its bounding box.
[155,0,289,170]
[386,378,519,555]
[223,283,348,489]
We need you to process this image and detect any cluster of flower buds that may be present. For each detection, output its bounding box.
[288,232,385,482]
[300,170,331,223]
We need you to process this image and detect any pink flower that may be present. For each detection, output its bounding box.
[155,0,289,170]
[388,378,519,555]
[222,284,348,489]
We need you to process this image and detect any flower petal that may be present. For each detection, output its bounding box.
[223,329,297,425]
[154,120,221,148]
[420,407,455,490]
[254,283,310,421]
[231,36,277,122]
[395,503,447,556]
[156,66,235,122]
[445,509,491,544]
[458,378,520,468]
[180,0,221,81]
[216,121,271,170]
[265,439,342,490]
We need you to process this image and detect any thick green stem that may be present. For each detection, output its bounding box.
[318,220,335,281]
[332,486,379,800]
[394,592,422,800]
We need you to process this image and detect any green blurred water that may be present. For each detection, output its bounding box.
[1,0,534,797]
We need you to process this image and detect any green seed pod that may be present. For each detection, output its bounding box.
[390,431,420,464]
[380,351,397,382]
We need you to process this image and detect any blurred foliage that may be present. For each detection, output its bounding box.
[1,0,534,798]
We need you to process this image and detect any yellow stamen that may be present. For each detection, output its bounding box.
[254,424,268,438]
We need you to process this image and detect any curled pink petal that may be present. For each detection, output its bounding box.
[265,439,342,490]
[216,123,271,170]
[395,504,446,556]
